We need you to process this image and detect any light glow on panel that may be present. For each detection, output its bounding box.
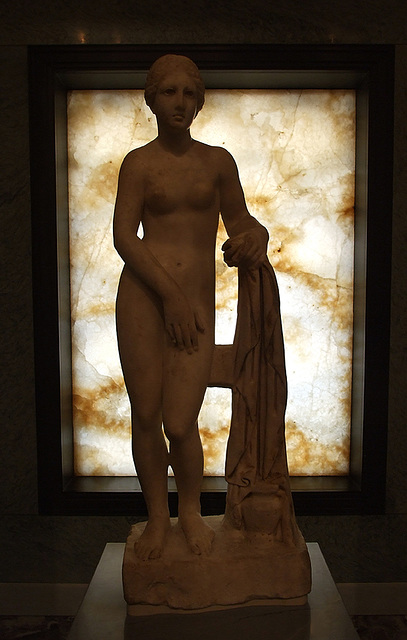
[67,89,355,477]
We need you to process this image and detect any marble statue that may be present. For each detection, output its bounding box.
[115,54,311,610]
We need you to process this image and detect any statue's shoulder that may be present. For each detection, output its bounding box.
[194,141,235,166]
[120,141,155,171]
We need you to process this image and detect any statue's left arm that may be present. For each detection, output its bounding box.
[218,148,269,270]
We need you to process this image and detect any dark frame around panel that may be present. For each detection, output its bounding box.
[28,44,394,516]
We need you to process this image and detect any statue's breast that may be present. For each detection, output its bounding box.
[144,170,217,215]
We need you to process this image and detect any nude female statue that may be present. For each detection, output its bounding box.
[114,54,268,561]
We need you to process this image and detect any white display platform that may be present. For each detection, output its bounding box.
[68,542,359,640]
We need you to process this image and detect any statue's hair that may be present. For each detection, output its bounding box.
[144,54,205,115]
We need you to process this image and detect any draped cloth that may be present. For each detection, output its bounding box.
[225,258,289,514]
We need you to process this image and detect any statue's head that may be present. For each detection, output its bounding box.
[144,54,205,116]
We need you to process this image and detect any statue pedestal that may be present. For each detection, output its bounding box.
[67,541,360,640]
[123,515,310,612]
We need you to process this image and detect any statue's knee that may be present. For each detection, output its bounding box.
[163,421,190,443]
[131,407,161,433]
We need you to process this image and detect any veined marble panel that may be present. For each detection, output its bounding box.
[67,89,355,477]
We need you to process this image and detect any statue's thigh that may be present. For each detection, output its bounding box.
[116,273,164,412]
[162,334,214,430]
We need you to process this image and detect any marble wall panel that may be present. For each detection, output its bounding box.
[68,88,355,478]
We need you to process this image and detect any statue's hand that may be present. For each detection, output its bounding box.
[222,229,267,271]
[163,293,205,354]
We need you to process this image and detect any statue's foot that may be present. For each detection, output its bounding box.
[134,517,171,561]
[179,512,215,555]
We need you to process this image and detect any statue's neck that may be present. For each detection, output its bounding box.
[156,129,194,156]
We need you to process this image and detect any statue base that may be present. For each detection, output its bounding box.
[123,515,311,612]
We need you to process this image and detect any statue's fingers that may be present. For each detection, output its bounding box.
[194,311,205,334]
[181,323,194,354]
[241,240,259,260]
[166,323,177,345]
[223,256,236,267]
[224,243,245,266]
[222,237,241,252]
[173,324,184,350]
[223,246,239,262]
[190,324,199,352]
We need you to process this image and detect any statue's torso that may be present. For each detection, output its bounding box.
[137,140,222,305]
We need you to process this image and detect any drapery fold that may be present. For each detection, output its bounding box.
[225,259,288,507]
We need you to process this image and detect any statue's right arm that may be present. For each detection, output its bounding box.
[113,151,203,353]
[113,152,172,299]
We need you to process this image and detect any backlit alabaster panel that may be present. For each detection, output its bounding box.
[67,89,355,477]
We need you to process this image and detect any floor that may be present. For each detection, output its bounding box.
[1,614,407,639]
[352,616,407,640]
[0,616,73,639]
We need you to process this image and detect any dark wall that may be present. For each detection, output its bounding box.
[1,0,406,583]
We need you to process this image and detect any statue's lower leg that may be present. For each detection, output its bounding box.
[169,423,215,555]
[132,424,171,561]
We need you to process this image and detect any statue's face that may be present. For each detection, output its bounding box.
[151,71,198,131]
